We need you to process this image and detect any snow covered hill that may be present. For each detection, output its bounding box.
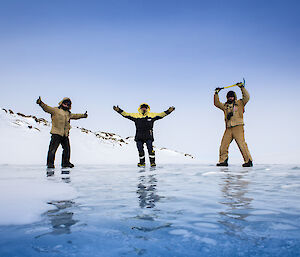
[0,108,194,165]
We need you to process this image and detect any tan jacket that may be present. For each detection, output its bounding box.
[39,97,86,136]
[214,87,250,128]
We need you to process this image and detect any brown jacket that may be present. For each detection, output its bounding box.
[39,97,87,136]
[214,87,250,128]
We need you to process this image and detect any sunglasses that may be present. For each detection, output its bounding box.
[62,101,71,106]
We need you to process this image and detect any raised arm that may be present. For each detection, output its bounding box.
[113,106,138,121]
[70,111,88,120]
[240,86,250,106]
[36,96,55,114]
[214,89,225,111]
[151,106,175,120]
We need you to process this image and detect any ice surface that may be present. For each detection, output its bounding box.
[0,164,300,257]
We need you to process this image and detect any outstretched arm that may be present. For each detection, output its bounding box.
[151,106,175,120]
[240,85,250,105]
[70,111,88,120]
[214,89,225,111]
[113,106,138,121]
[36,96,55,114]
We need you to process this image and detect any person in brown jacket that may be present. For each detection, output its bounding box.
[36,96,88,168]
[214,84,253,167]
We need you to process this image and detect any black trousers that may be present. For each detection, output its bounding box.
[136,140,153,156]
[47,134,71,166]
[136,140,155,163]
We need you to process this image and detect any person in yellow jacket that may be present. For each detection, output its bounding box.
[214,84,253,167]
[113,103,175,167]
[36,96,88,168]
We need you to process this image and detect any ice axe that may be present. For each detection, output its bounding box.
[215,78,245,93]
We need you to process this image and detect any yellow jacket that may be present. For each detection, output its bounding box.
[120,103,168,120]
[39,97,86,136]
[214,87,250,128]
[117,103,171,141]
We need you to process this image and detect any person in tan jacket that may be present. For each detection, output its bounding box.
[214,84,253,167]
[37,96,88,168]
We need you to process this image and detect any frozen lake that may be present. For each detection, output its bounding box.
[0,164,300,257]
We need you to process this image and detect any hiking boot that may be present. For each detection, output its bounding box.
[62,163,74,168]
[216,158,228,167]
[242,160,253,167]
[149,150,156,167]
[137,163,146,167]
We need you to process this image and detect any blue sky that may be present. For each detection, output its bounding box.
[1,0,300,163]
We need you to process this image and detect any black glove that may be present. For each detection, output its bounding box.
[215,87,222,94]
[84,111,88,118]
[227,112,233,120]
[113,105,122,113]
[36,96,42,105]
[167,106,175,113]
[237,82,244,88]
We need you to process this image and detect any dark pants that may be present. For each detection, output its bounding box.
[47,134,71,167]
[136,140,155,164]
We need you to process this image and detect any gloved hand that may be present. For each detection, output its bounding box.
[215,88,222,94]
[237,82,244,88]
[168,106,175,113]
[113,105,121,112]
[84,111,88,118]
[36,96,42,105]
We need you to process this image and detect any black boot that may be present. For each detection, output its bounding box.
[149,150,156,167]
[62,162,74,168]
[138,154,146,167]
[217,158,228,167]
[242,160,253,167]
[47,164,55,169]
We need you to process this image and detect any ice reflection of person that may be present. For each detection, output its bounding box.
[61,169,71,183]
[136,171,160,209]
[218,169,253,236]
[46,169,71,183]
[36,200,77,238]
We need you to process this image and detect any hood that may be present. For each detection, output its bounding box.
[138,103,150,114]
[226,91,237,103]
[58,97,72,109]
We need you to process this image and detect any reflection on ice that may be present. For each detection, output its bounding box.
[218,169,253,237]
[136,171,160,209]
[47,201,76,235]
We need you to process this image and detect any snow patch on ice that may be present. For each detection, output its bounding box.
[270,223,298,230]
[169,229,217,245]
[0,176,77,225]
[250,210,279,215]
[281,184,300,189]
[194,222,219,228]
[169,229,191,237]
[202,171,219,176]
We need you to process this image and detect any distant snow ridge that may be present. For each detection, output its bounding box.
[0,108,194,165]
